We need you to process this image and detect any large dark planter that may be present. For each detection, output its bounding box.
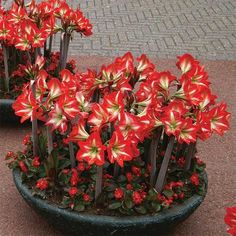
[0,99,19,123]
[13,169,208,236]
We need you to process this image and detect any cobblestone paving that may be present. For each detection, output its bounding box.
[63,0,236,60]
[3,0,236,60]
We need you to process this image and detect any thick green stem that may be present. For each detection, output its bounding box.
[66,123,76,168]
[162,131,169,151]
[69,142,76,168]
[26,51,32,64]
[46,126,53,154]
[31,82,39,156]
[59,33,64,66]
[31,49,40,157]
[43,40,47,57]
[2,44,9,92]
[59,32,71,70]
[113,163,120,178]
[48,35,53,55]
[155,136,175,192]
[95,165,103,200]
[184,142,196,170]
[149,130,162,186]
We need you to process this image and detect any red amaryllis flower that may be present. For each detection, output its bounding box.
[103,91,124,122]
[190,172,199,186]
[66,119,89,143]
[161,110,184,137]
[176,54,199,74]
[225,206,236,236]
[107,131,133,167]
[148,71,176,99]
[0,20,14,41]
[36,178,49,190]
[117,111,142,140]
[57,95,80,120]
[114,52,134,74]
[208,103,230,135]
[75,92,91,118]
[46,103,68,133]
[47,78,62,102]
[12,88,38,123]
[8,4,27,24]
[176,118,198,144]
[35,70,48,101]
[87,104,109,131]
[137,54,155,73]
[76,132,106,166]
[114,188,124,200]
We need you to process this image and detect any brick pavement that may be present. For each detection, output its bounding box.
[2,0,236,60]
[64,0,236,60]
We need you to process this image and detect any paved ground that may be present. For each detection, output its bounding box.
[60,0,236,60]
[0,56,235,236]
[2,0,236,60]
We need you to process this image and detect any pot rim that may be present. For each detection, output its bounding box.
[0,98,15,104]
[13,169,207,227]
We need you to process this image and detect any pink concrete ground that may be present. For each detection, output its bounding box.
[0,57,235,236]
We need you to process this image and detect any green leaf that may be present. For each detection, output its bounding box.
[148,188,158,199]
[58,158,71,170]
[108,202,122,210]
[105,185,116,192]
[117,175,126,183]
[135,206,147,214]
[124,198,134,209]
[151,202,161,212]
[75,204,85,212]
[163,189,174,198]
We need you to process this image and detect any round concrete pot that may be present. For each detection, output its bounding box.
[13,169,207,236]
[0,99,19,123]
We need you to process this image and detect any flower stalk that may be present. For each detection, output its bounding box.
[155,136,175,192]
[31,81,39,156]
[46,125,53,154]
[149,128,162,186]
[184,142,196,170]
[59,32,71,71]
[95,165,103,200]
[2,44,9,92]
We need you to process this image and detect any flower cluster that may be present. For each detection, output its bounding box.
[8,52,230,215]
[0,0,92,50]
[0,0,92,95]
[13,52,230,159]
[225,206,236,236]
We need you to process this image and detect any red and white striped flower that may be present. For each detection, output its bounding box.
[225,206,236,236]
[66,119,89,143]
[103,91,124,122]
[107,131,133,167]
[47,78,62,101]
[161,110,184,137]
[76,132,106,166]
[208,103,230,135]
[12,88,38,123]
[176,118,198,144]
[176,54,199,74]
[88,103,109,131]
[46,103,68,133]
